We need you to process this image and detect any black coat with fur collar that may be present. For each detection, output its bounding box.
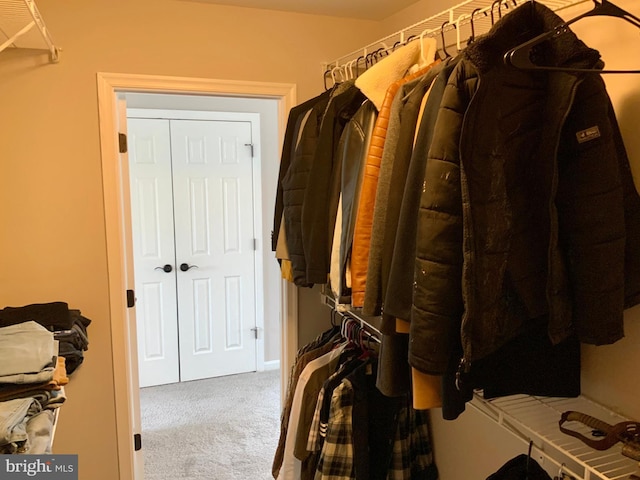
[410,2,640,376]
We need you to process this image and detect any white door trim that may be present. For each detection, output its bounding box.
[96,72,298,480]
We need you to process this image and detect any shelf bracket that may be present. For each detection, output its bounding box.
[0,0,61,62]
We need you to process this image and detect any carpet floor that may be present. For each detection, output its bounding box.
[139,369,280,480]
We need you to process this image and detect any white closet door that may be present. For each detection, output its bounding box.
[170,119,257,381]
[128,118,180,388]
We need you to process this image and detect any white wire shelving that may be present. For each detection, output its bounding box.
[0,0,60,62]
[324,0,588,73]
[470,393,640,480]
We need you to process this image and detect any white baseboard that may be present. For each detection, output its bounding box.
[264,360,280,371]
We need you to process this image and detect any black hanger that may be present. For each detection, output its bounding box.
[330,308,339,327]
[365,52,374,69]
[375,47,388,59]
[490,0,501,24]
[355,55,365,76]
[468,8,482,44]
[440,21,452,59]
[504,0,640,73]
[323,68,332,91]
[525,440,533,480]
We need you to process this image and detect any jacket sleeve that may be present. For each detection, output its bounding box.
[409,61,475,375]
[273,93,331,252]
[555,74,638,345]
[273,108,302,251]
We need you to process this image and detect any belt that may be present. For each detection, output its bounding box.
[559,411,640,462]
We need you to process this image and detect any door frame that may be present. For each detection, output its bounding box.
[96,72,298,480]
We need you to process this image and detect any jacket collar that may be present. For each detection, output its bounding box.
[356,37,437,110]
[464,2,602,73]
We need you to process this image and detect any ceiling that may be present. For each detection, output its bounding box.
[182,0,422,21]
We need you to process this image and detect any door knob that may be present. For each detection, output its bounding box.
[180,263,199,272]
[155,264,173,273]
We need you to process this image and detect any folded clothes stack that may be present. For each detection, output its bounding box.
[0,321,69,454]
[0,301,91,374]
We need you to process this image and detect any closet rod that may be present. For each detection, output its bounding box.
[321,290,382,339]
[325,0,588,69]
[339,315,382,345]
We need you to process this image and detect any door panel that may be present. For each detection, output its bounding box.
[170,119,257,381]
[127,118,180,388]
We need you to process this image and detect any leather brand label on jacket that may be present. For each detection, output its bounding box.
[576,126,601,144]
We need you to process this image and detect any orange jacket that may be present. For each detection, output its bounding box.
[350,62,438,307]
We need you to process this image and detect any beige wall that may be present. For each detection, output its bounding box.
[0,1,380,479]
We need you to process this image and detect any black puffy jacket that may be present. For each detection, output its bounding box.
[410,2,640,375]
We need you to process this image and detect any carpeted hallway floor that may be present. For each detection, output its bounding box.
[139,369,280,479]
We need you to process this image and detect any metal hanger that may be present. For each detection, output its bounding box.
[504,0,640,73]
[330,308,339,327]
[323,68,332,90]
[468,8,482,44]
[375,47,388,61]
[490,0,501,24]
[365,52,374,69]
[418,27,432,65]
[440,21,453,59]
[525,440,534,480]
[454,14,464,52]
[355,55,365,76]
[330,66,342,85]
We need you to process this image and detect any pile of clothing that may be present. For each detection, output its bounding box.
[0,302,91,454]
[0,301,90,374]
[0,321,68,454]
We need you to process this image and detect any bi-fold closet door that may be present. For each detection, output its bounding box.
[127,116,258,388]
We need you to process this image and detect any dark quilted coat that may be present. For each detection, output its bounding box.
[410,2,640,375]
[282,92,331,286]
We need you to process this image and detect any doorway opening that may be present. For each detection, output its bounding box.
[96,73,299,479]
[125,98,270,388]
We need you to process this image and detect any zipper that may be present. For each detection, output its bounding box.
[455,357,471,391]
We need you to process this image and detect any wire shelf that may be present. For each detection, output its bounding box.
[470,393,640,479]
[320,290,383,337]
[326,0,589,69]
[0,0,60,61]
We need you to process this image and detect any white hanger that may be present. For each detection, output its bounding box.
[331,66,341,85]
[347,59,356,79]
[455,14,467,52]
[419,27,435,66]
